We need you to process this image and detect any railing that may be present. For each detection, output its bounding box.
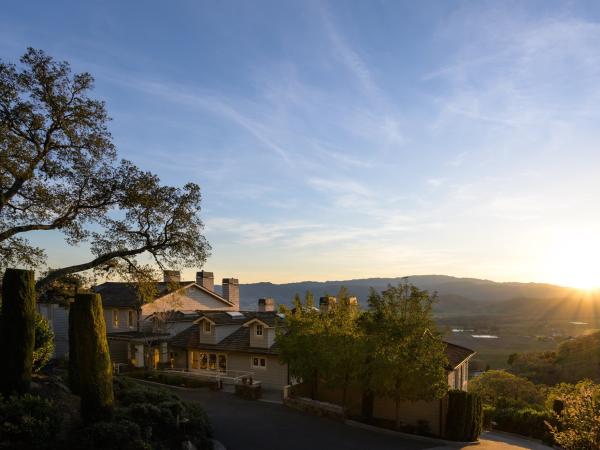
[162,368,255,385]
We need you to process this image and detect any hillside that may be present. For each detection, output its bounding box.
[509,330,600,385]
[214,275,579,312]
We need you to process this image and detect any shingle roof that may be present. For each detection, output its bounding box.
[94,281,233,309]
[444,341,475,369]
[195,311,283,326]
[169,325,279,355]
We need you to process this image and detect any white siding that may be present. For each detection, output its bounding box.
[37,303,69,358]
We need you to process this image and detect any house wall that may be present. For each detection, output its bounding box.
[141,286,234,317]
[36,303,69,358]
[104,308,137,333]
[448,360,469,391]
[249,323,269,348]
[108,340,130,364]
[227,353,288,389]
[173,347,288,389]
[373,397,444,436]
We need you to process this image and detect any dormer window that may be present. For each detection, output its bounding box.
[204,321,212,333]
[255,324,263,336]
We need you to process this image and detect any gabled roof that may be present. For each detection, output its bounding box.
[444,342,476,369]
[193,311,283,327]
[94,281,233,309]
[169,324,279,355]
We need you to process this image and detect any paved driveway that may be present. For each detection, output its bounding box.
[160,385,551,450]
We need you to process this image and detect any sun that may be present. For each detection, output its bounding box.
[542,233,600,290]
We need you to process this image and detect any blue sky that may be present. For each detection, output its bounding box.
[3,1,600,287]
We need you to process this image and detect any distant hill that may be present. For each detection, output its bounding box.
[510,330,600,385]
[214,275,580,313]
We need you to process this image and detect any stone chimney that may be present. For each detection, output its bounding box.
[196,271,214,291]
[258,297,275,312]
[222,278,240,311]
[163,270,181,283]
[319,296,336,313]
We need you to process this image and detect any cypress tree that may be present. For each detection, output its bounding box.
[0,269,36,396]
[72,292,114,422]
[68,300,80,394]
[445,389,483,441]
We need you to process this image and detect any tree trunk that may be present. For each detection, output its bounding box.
[72,293,114,422]
[0,269,35,396]
[361,389,374,423]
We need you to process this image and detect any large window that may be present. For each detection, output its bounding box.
[191,351,199,369]
[191,352,226,372]
[127,310,134,328]
[255,324,263,336]
[112,310,119,328]
[251,356,267,370]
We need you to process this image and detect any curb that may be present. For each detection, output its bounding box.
[124,377,199,391]
[345,420,479,446]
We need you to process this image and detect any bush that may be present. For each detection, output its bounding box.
[111,378,213,450]
[491,407,554,444]
[68,419,150,450]
[445,390,483,441]
[126,371,213,388]
[33,313,55,373]
[0,393,62,449]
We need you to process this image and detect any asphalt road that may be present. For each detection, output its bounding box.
[154,384,551,450]
[169,387,434,450]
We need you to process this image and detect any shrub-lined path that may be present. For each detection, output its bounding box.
[153,384,553,450]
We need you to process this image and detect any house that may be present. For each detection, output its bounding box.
[167,296,474,392]
[36,300,70,358]
[169,301,288,389]
[94,270,241,369]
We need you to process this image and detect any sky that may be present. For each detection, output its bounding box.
[3,1,600,287]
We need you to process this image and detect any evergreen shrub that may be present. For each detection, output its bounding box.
[445,389,483,441]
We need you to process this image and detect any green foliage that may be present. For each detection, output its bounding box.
[363,283,448,427]
[112,378,213,449]
[469,370,544,408]
[0,268,35,396]
[489,407,554,444]
[32,313,54,373]
[509,331,600,385]
[0,393,62,449]
[68,419,150,450]
[548,380,600,450]
[445,390,483,441]
[72,293,114,422]
[0,48,210,291]
[125,370,213,388]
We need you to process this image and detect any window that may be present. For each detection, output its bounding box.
[218,354,227,373]
[200,353,208,370]
[191,351,199,369]
[203,321,212,333]
[209,353,217,370]
[251,356,267,370]
[128,310,134,328]
[112,310,119,328]
[255,324,263,336]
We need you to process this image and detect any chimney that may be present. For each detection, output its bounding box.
[319,296,336,313]
[196,271,214,291]
[163,270,181,283]
[222,278,240,311]
[258,297,275,312]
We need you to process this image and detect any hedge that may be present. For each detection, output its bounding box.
[488,406,554,444]
[445,389,483,441]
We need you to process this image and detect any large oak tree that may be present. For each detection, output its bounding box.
[0,48,210,291]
